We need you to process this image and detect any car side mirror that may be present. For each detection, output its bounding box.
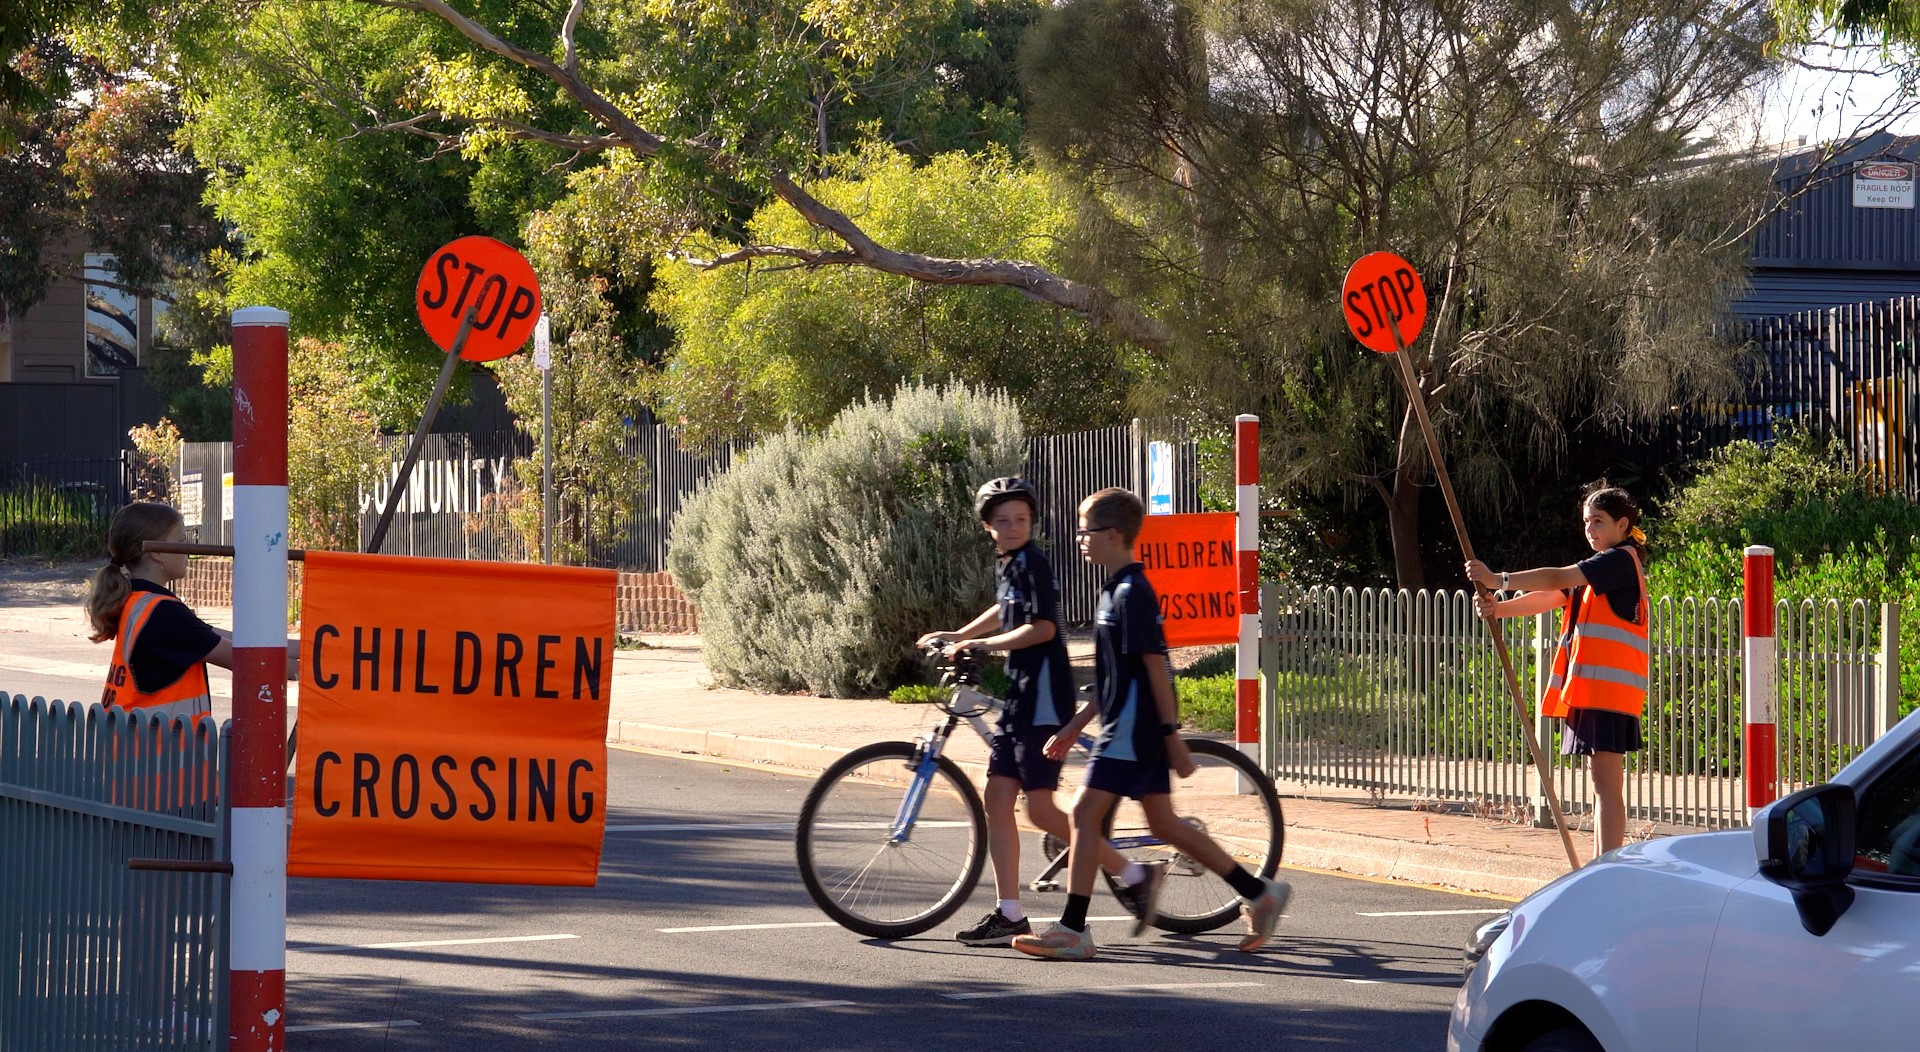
[1754,783,1858,937]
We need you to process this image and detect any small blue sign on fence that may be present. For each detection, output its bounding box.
[1147,440,1173,515]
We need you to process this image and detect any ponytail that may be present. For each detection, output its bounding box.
[83,502,183,643]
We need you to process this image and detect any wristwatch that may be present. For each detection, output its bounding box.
[1499,571,1510,592]
[1159,722,1180,736]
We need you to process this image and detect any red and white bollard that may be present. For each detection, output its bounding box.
[1234,415,1260,770]
[229,307,289,1050]
[1743,545,1777,819]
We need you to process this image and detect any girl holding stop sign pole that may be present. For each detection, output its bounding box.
[1466,482,1650,860]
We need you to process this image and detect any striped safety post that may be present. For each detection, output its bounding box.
[1234,414,1260,773]
[229,307,290,1051]
[1743,544,1777,820]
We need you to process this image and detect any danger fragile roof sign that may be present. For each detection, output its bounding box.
[288,552,616,886]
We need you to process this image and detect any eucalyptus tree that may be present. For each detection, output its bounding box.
[1021,0,1783,585]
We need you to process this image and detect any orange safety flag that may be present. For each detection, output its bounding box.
[1136,512,1239,648]
[289,551,617,886]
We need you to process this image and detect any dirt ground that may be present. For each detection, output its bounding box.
[0,558,92,605]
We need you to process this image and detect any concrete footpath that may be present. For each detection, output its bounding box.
[0,602,1578,898]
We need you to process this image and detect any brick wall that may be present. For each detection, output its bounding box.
[174,558,697,634]
[616,570,699,634]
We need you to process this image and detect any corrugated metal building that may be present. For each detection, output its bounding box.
[1738,131,1920,318]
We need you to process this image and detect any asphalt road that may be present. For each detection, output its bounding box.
[274,745,1500,1051]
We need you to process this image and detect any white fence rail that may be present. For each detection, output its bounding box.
[1260,584,1901,832]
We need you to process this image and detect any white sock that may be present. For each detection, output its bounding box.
[998,899,1024,922]
[1120,862,1147,886]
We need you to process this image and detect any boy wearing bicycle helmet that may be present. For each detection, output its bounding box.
[919,477,1165,946]
[1013,487,1289,961]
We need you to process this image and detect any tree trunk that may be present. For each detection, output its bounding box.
[1384,397,1427,591]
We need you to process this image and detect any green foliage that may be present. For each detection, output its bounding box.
[888,683,946,704]
[177,1,570,424]
[649,145,1134,442]
[1658,429,1920,567]
[668,381,1024,696]
[285,338,386,553]
[485,260,647,565]
[0,39,224,318]
[1018,0,1777,587]
[126,418,181,503]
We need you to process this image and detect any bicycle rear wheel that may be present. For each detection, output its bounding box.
[1100,737,1283,934]
[795,741,987,939]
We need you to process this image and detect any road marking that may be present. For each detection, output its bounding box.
[290,934,579,953]
[657,915,1132,933]
[659,922,842,933]
[945,981,1263,1000]
[287,1020,421,1032]
[1341,977,1463,986]
[607,822,794,833]
[522,999,855,1021]
[606,821,974,833]
[1355,909,1509,918]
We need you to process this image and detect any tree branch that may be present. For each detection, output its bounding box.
[374,0,1171,351]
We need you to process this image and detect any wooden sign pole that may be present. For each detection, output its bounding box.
[1385,314,1583,870]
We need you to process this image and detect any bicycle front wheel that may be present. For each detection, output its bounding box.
[1101,736,1283,934]
[795,741,987,939]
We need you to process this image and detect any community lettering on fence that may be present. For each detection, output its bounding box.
[1136,512,1238,647]
[288,551,617,886]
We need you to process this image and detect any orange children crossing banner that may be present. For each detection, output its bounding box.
[1136,512,1239,647]
[289,552,617,886]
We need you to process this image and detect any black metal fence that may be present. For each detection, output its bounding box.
[0,453,128,558]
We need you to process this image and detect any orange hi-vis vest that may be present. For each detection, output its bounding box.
[103,591,213,722]
[1541,546,1649,720]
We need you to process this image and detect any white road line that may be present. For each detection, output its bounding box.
[522,999,856,1021]
[605,821,974,833]
[658,922,843,933]
[1341,977,1464,986]
[290,934,579,954]
[945,981,1263,1001]
[606,822,793,833]
[286,1020,421,1033]
[1355,909,1509,918]
[657,915,1133,934]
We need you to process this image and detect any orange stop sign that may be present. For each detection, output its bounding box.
[1340,251,1426,354]
[415,236,543,362]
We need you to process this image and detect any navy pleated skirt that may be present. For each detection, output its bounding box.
[1560,707,1644,755]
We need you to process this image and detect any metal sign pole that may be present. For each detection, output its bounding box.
[366,304,478,555]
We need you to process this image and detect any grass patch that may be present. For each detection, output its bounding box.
[889,684,946,705]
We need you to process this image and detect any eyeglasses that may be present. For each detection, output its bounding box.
[1075,526,1117,537]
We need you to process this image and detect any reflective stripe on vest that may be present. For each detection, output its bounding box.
[103,591,213,720]
[1541,546,1649,720]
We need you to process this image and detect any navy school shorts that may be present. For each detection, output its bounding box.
[987,725,1064,791]
[1081,754,1172,800]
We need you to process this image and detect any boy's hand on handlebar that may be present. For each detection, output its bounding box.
[941,640,979,660]
[916,631,952,649]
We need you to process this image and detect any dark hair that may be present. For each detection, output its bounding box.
[1581,480,1643,543]
[1079,487,1145,543]
[83,502,184,642]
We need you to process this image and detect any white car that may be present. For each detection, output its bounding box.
[1449,708,1920,1052]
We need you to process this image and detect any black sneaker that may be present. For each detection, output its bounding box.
[1112,860,1169,936]
[956,909,1032,946]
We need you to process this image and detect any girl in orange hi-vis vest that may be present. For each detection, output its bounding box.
[1467,482,1648,861]
[85,502,229,723]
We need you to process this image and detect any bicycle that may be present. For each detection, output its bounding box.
[794,646,1283,939]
